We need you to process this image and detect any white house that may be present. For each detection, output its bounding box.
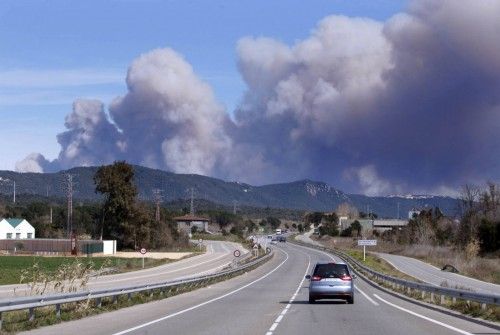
[0,218,35,239]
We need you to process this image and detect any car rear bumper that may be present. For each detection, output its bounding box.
[309,285,353,299]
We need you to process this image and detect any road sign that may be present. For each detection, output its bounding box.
[253,244,258,249]
[266,247,271,254]
[198,239,203,244]
[233,249,241,257]
[358,240,377,246]
[357,240,377,261]
[140,248,147,254]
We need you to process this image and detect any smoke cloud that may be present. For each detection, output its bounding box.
[17,0,500,195]
[17,49,232,176]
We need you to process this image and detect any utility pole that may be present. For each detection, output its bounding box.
[189,188,195,215]
[13,180,16,203]
[62,174,75,238]
[397,202,400,219]
[233,200,238,215]
[152,189,163,222]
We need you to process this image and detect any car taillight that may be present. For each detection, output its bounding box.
[341,275,352,281]
[311,275,322,281]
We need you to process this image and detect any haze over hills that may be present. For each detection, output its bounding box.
[0,165,460,218]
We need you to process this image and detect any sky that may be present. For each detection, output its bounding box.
[1,0,499,196]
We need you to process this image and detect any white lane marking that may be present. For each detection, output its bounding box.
[220,242,230,253]
[373,294,473,335]
[290,243,341,262]
[175,261,233,280]
[112,249,290,335]
[91,252,230,285]
[0,253,232,296]
[264,254,311,335]
[354,285,379,306]
[290,243,379,306]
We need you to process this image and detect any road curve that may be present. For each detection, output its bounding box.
[374,252,500,295]
[21,243,500,335]
[0,240,242,299]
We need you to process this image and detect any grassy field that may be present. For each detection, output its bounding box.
[0,255,170,285]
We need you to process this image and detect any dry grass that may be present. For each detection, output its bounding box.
[397,245,500,285]
[312,236,500,285]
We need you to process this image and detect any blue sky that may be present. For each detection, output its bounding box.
[0,0,407,171]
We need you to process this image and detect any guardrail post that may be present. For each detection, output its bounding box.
[128,293,132,301]
[421,291,425,299]
[113,295,118,304]
[481,303,487,310]
[430,292,434,303]
[440,295,445,305]
[407,287,411,294]
[55,303,61,318]
[452,297,456,304]
[96,297,102,308]
[29,307,35,322]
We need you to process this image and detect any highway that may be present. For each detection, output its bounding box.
[297,229,500,294]
[21,242,500,335]
[374,252,500,294]
[0,240,242,299]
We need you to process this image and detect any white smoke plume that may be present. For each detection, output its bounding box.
[16,0,500,195]
[17,48,231,177]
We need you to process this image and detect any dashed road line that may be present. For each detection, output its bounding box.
[265,255,311,335]
[112,249,290,335]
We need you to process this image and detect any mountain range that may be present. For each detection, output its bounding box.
[0,165,460,218]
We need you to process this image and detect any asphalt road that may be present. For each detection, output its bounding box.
[22,242,500,335]
[0,240,242,299]
[296,230,500,295]
[374,252,500,294]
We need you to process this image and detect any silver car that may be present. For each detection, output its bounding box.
[306,262,355,304]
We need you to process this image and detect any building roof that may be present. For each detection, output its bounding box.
[373,219,408,227]
[173,214,209,222]
[3,218,25,228]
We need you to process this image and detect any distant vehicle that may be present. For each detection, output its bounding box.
[277,235,286,242]
[276,229,282,235]
[306,262,355,304]
[267,235,273,239]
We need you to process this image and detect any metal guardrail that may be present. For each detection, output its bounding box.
[0,251,273,328]
[292,240,500,308]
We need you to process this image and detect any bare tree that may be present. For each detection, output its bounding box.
[459,184,480,215]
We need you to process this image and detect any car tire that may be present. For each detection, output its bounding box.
[309,296,316,304]
[347,295,354,304]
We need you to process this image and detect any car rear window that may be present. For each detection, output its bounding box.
[313,264,349,278]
